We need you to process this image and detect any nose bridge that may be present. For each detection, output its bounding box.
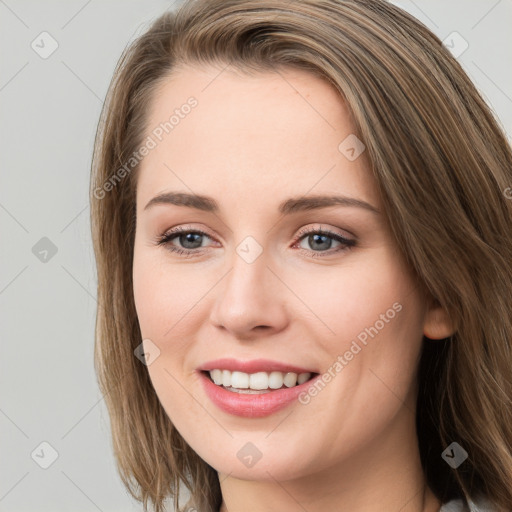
[228,239,269,299]
[224,238,274,312]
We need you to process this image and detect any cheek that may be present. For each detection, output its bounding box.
[132,248,207,340]
[281,259,424,464]
[132,250,205,427]
[287,252,414,346]
[292,249,424,410]
[132,249,211,415]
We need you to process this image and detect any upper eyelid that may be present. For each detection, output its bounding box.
[295,224,355,240]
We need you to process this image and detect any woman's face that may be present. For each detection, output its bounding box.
[132,64,435,481]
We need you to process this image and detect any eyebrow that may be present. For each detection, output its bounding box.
[143,191,380,216]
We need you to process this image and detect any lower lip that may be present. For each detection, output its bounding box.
[198,371,320,418]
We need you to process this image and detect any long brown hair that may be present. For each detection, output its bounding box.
[89,1,512,511]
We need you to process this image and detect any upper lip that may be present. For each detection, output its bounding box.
[197,358,317,374]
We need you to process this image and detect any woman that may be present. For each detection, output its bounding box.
[89,1,512,511]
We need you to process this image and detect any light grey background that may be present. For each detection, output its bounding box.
[1,1,511,511]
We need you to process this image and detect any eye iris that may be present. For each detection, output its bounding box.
[309,233,332,251]
[180,232,203,249]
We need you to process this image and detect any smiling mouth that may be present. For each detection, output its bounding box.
[202,369,319,394]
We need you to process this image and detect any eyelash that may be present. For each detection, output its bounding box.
[155,224,356,258]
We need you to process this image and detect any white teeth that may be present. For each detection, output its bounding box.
[207,369,312,391]
[210,369,223,385]
[283,372,298,387]
[250,372,268,390]
[231,371,249,389]
[297,372,311,385]
[268,371,284,389]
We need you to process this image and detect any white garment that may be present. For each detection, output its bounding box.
[439,496,496,512]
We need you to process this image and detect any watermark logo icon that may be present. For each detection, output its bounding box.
[236,236,263,264]
[32,237,58,263]
[443,31,469,58]
[441,442,468,468]
[237,442,263,468]
[134,338,161,366]
[31,32,59,59]
[338,134,366,161]
[31,441,59,469]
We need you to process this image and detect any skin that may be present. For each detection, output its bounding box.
[132,63,454,512]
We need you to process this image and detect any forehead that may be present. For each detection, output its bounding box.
[136,64,379,216]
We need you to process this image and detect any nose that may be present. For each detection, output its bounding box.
[209,245,289,340]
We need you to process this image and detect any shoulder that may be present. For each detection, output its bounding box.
[440,496,497,512]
